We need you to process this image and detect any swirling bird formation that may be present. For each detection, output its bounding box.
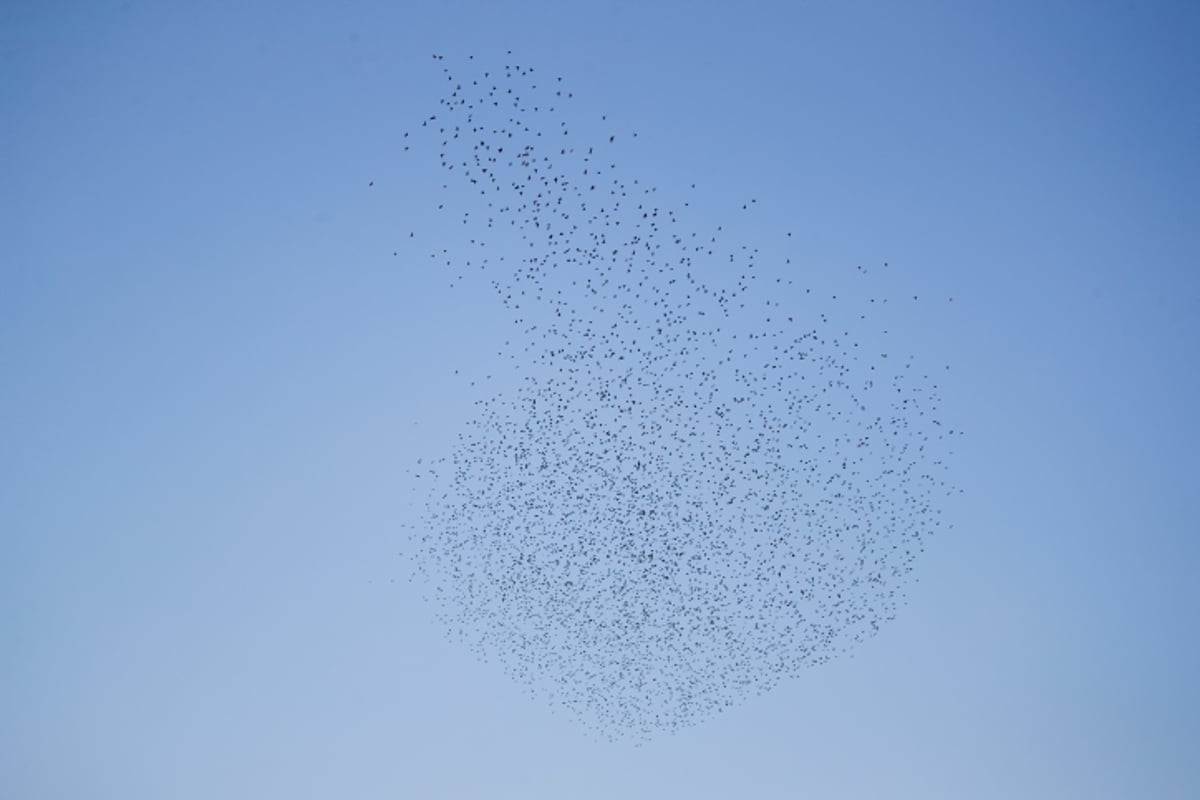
[395,54,960,740]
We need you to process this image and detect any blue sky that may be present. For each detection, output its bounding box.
[3,1,1198,797]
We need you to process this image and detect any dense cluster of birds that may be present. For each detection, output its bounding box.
[391,54,960,740]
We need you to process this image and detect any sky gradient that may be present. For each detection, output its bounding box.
[3,1,1199,797]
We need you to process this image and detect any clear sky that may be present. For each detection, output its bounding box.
[3,1,1198,797]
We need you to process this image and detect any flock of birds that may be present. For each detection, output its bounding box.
[391,54,960,740]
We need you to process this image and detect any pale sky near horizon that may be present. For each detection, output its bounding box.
[3,1,1199,797]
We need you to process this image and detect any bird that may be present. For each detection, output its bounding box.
[388,53,961,742]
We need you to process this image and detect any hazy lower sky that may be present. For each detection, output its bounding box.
[3,1,1198,798]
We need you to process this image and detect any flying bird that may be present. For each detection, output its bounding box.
[390,54,960,742]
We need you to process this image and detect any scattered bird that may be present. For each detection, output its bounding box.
[390,54,961,742]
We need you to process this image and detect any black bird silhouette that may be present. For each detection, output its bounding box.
[390,54,960,742]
